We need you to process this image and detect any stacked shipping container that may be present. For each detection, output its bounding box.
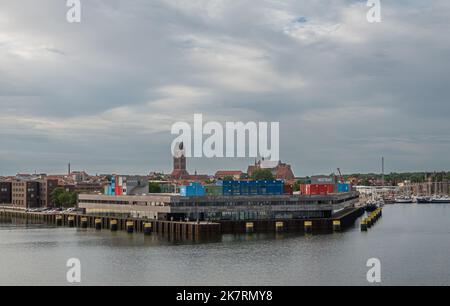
[299,175,353,195]
[105,176,127,196]
[222,180,284,196]
[179,180,288,197]
[300,183,352,195]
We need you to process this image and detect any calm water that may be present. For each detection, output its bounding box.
[1,204,450,286]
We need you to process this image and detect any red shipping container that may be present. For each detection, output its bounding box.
[317,184,326,194]
[306,184,312,195]
[318,184,324,194]
[300,184,307,195]
[304,184,336,195]
[327,184,335,194]
[114,176,122,196]
[305,184,314,195]
[320,184,335,194]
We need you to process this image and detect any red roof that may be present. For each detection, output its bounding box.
[215,170,243,176]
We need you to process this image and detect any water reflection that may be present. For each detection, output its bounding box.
[1,205,450,285]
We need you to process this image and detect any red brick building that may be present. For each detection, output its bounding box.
[247,159,295,181]
[215,171,243,180]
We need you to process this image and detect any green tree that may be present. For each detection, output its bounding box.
[65,192,78,208]
[149,182,162,193]
[251,169,275,181]
[222,175,235,181]
[50,187,65,206]
[51,187,77,208]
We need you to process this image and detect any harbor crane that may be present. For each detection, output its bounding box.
[337,168,344,184]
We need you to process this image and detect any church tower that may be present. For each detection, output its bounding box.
[171,142,189,179]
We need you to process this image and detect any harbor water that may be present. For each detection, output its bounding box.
[1,204,450,286]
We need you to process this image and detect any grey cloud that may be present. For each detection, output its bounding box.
[0,0,449,176]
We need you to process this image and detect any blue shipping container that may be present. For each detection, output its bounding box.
[337,183,350,193]
[222,180,284,196]
[180,182,205,197]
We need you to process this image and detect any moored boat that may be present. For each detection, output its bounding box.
[416,196,431,204]
[395,197,413,204]
[430,196,450,204]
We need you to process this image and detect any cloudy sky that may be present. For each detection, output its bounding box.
[1,0,449,176]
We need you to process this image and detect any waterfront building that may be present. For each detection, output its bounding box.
[11,180,40,208]
[78,191,359,221]
[1,176,60,208]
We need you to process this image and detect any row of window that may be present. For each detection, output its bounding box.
[84,208,157,219]
[172,200,326,207]
[79,200,167,206]
[190,210,327,221]
[10,199,44,205]
[78,195,359,209]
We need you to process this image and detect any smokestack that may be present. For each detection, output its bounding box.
[381,156,385,186]
[68,162,71,175]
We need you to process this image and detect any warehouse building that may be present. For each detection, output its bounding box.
[78,191,359,221]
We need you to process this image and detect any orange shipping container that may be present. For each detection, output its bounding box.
[302,184,335,195]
